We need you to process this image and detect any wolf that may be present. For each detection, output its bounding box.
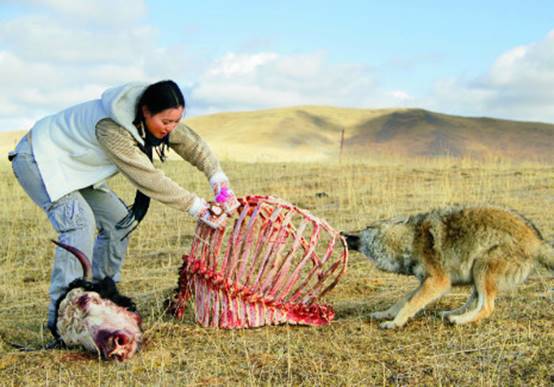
[343,206,554,329]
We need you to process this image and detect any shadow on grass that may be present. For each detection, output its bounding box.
[333,301,376,320]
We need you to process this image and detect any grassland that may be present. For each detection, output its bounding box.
[0,156,553,385]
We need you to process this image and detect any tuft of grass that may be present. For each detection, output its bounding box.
[0,156,552,385]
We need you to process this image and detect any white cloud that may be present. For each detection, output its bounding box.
[0,14,154,65]
[2,2,553,134]
[0,1,194,131]
[388,90,412,101]
[189,51,382,114]
[430,30,554,123]
[14,0,147,25]
[208,53,278,77]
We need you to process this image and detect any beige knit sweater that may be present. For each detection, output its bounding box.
[95,118,222,213]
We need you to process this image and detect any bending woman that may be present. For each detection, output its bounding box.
[9,80,238,339]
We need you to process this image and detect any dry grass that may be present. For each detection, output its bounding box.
[0,156,553,385]
[0,131,24,161]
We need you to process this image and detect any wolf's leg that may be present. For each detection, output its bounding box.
[440,288,477,319]
[380,275,451,329]
[448,260,497,325]
[370,289,417,320]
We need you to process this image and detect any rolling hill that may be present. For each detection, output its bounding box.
[2,107,553,162]
[186,106,554,162]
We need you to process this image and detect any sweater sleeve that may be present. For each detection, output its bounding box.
[168,123,223,179]
[95,118,200,213]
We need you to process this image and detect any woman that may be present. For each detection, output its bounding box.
[9,80,238,340]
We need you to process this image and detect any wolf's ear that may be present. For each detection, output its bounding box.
[341,232,360,251]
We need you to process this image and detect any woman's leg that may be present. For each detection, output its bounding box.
[46,194,96,329]
[11,136,96,333]
[80,184,131,283]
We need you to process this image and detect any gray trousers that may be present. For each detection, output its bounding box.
[10,135,132,330]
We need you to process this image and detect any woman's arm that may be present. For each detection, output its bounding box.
[168,123,224,179]
[95,118,201,213]
[169,123,239,213]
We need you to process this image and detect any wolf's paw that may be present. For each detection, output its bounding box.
[439,311,454,320]
[370,311,394,320]
[446,315,463,325]
[379,320,401,329]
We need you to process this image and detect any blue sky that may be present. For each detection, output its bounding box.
[1,1,554,131]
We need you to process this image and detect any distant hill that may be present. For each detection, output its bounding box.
[2,107,553,163]
[186,106,554,162]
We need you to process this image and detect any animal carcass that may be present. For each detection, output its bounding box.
[51,241,142,361]
[170,195,348,328]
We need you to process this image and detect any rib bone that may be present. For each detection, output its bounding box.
[170,195,348,328]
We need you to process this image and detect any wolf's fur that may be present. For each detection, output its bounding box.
[343,206,554,329]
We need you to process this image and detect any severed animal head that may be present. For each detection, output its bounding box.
[51,241,143,361]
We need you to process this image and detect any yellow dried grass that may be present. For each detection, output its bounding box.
[0,155,552,385]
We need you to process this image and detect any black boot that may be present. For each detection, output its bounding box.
[43,338,66,350]
[44,323,65,350]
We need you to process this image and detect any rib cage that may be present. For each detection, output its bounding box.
[171,195,348,328]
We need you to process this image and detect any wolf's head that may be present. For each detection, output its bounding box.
[343,217,415,273]
[342,227,380,260]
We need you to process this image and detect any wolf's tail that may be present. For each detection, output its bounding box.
[537,241,554,270]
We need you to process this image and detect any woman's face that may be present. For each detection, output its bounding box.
[142,105,184,139]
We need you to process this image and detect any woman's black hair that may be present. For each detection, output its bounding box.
[135,80,185,124]
[134,80,185,160]
[117,80,186,238]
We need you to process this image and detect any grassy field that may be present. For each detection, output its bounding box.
[0,156,553,385]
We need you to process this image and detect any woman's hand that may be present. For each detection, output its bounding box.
[198,203,228,229]
[188,198,227,229]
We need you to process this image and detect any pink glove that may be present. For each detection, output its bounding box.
[213,182,240,215]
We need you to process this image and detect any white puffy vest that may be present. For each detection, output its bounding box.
[31,83,148,202]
